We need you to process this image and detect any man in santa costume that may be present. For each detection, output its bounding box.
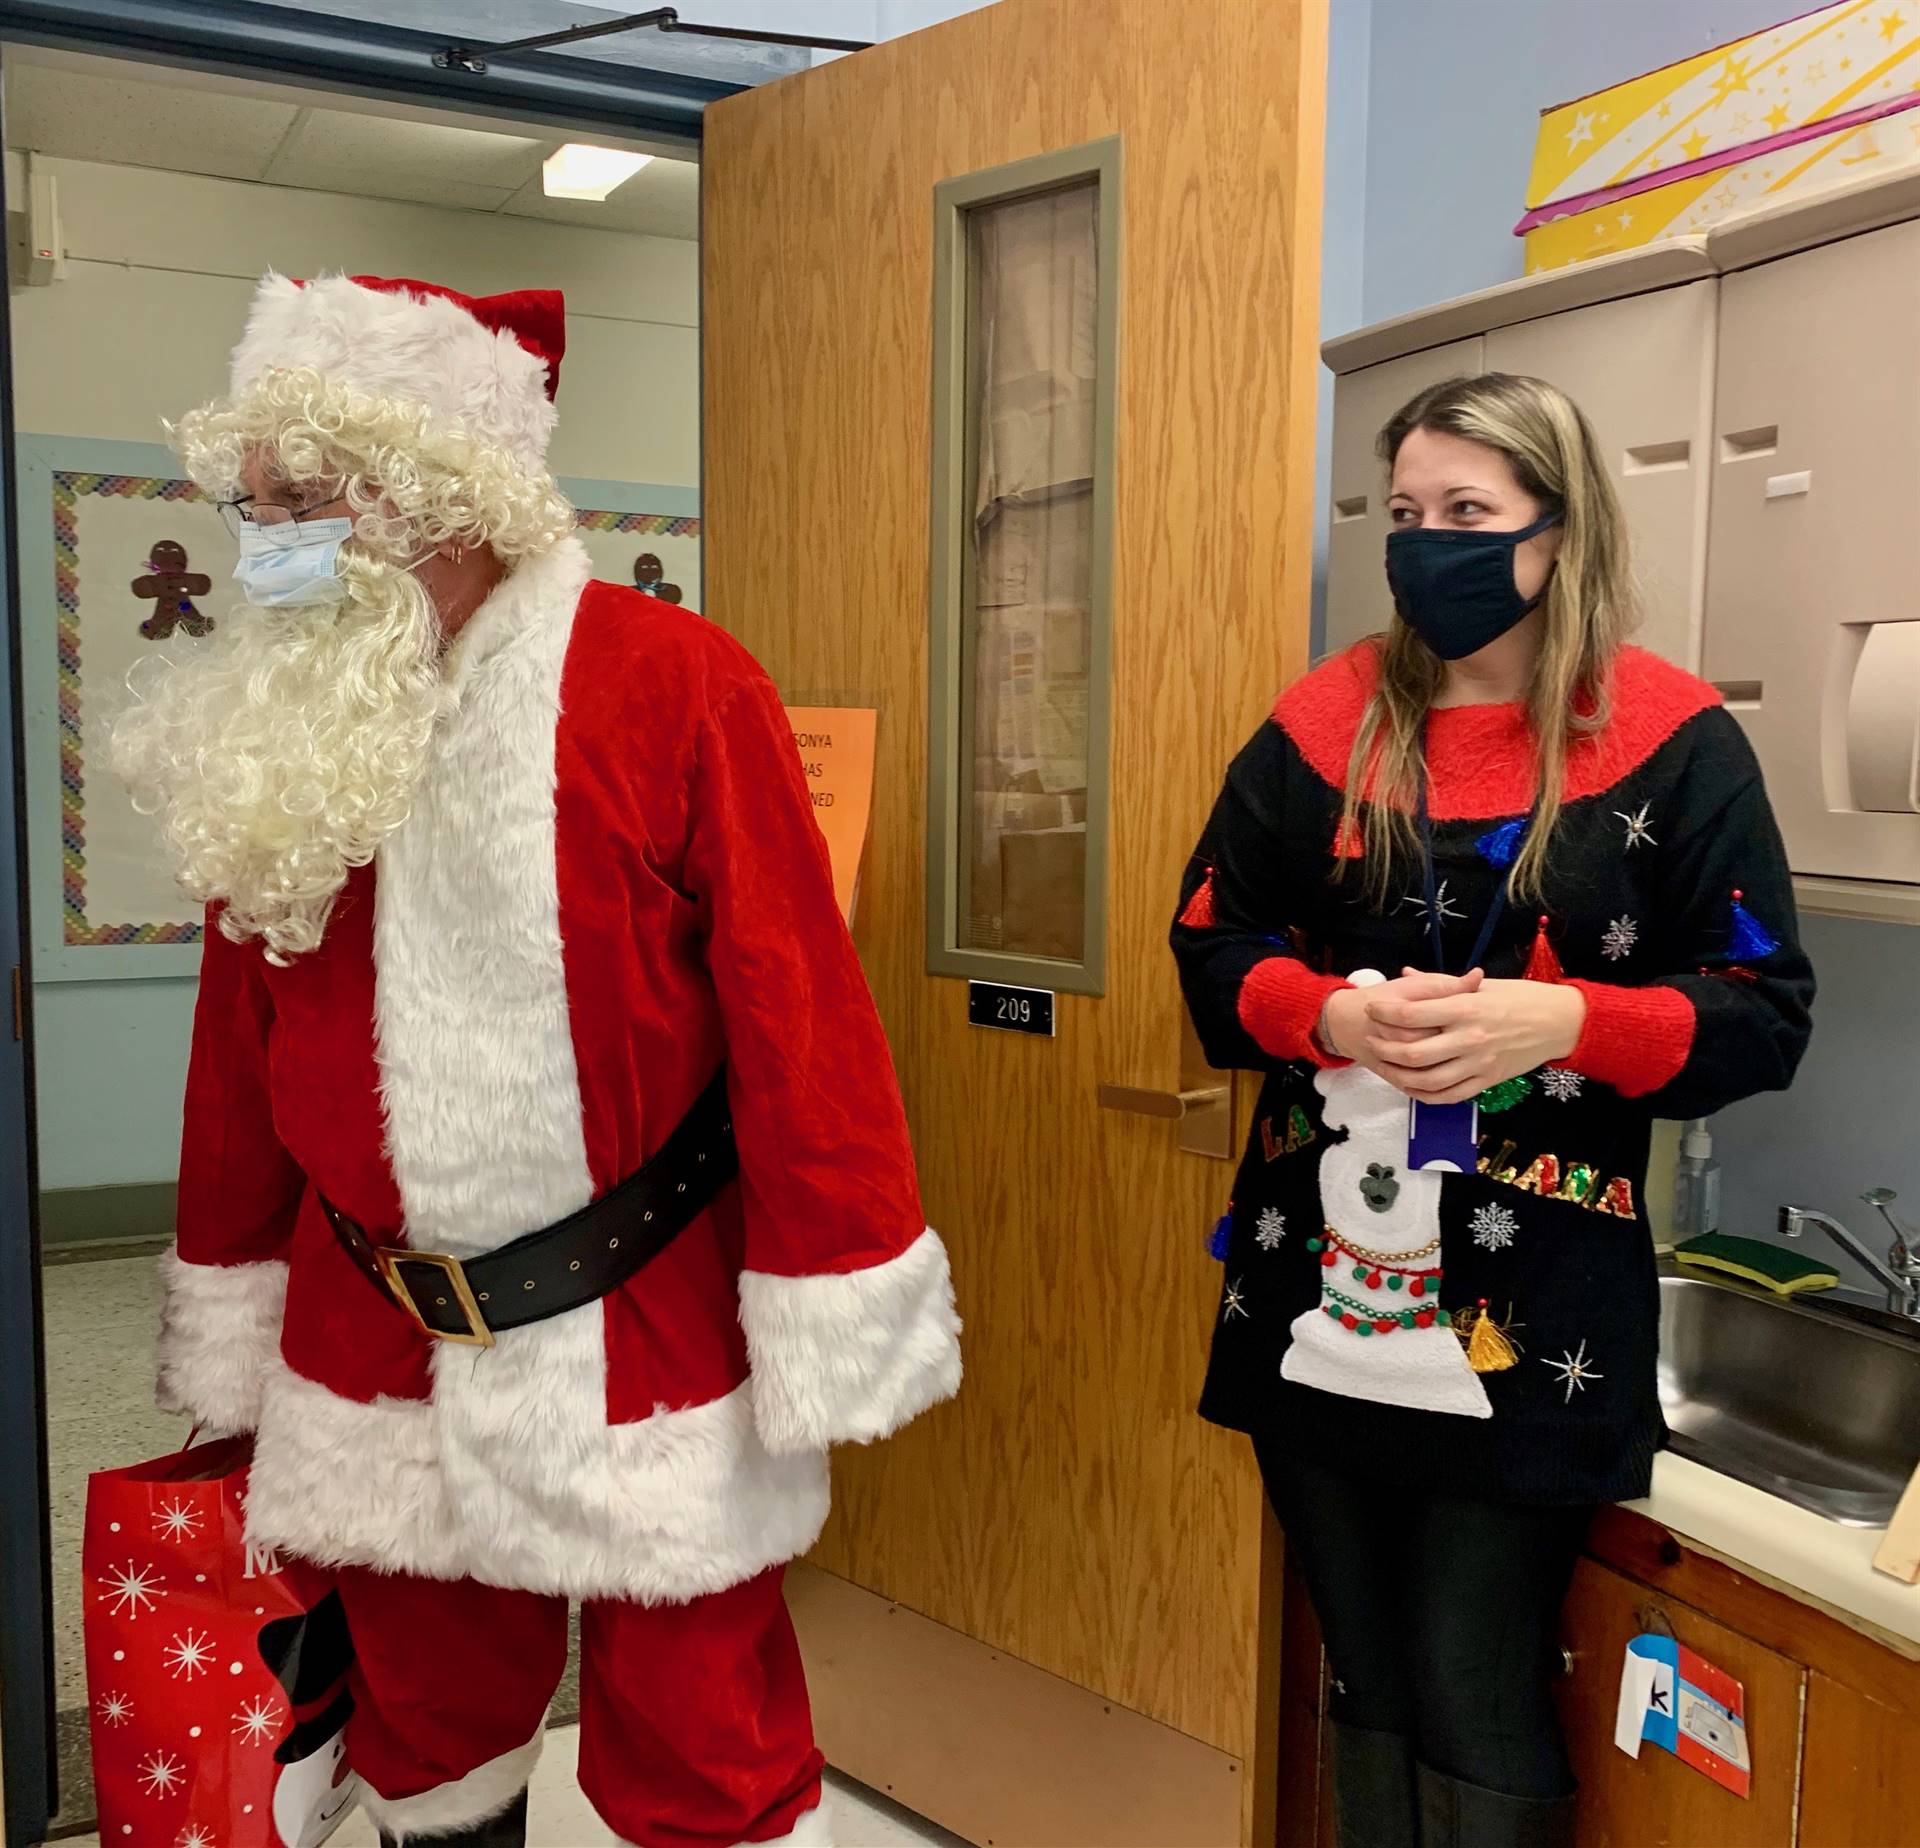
[111,273,962,1848]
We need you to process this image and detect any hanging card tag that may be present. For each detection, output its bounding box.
[1409,1098,1478,1172]
[1616,1633,1750,1799]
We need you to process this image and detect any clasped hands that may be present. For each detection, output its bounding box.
[1319,968,1587,1106]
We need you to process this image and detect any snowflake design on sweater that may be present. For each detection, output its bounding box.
[97,1560,167,1619]
[1543,1339,1605,1403]
[1402,879,1465,923]
[139,1750,185,1798]
[1222,1277,1251,1321]
[1470,1203,1519,1252]
[1601,915,1639,961]
[1539,1066,1584,1102]
[1615,803,1658,851]
[1255,1208,1287,1250]
[152,1496,202,1543]
[178,1828,217,1848]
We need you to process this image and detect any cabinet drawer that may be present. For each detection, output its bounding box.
[1553,1558,1802,1847]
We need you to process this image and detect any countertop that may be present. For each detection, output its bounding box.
[1627,1450,1920,1653]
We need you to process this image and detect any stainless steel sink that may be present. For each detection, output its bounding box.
[1658,1268,1920,1526]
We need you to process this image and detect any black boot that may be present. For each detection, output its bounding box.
[1417,1764,1576,1848]
[1329,1720,1419,1848]
[378,1789,529,1848]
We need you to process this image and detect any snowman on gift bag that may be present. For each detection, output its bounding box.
[1281,970,1492,1418]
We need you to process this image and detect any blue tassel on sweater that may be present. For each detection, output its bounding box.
[1727,889,1781,961]
[1476,816,1526,869]
[1209,1212,1233,1261]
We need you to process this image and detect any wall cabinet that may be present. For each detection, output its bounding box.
[1274,1505,1920,1848]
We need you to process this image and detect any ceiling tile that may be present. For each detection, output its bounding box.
[267,109,546,192]
[4,61,298,181]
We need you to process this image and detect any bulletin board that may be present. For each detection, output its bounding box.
[15,436,701,983]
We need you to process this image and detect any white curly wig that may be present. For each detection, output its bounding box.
[111,335,577,962]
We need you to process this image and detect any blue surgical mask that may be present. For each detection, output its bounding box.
[232,517,356,608]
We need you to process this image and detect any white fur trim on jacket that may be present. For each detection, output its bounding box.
[738,1228,962,1456]
[359,1726,543,1839]
[246,1361,830,1603]
[230,273,557,471]
[153,1246,288,1434]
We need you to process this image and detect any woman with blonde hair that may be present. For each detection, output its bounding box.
[1173,373,1812,1848]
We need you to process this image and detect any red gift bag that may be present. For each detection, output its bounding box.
[84,1435,361,1847]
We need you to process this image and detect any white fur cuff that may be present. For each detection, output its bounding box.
[738,1228,962,1456]
[359,1726,542,1839]
[154,1246,288,1435]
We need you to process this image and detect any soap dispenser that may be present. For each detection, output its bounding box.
[1672,1118,1722,1240]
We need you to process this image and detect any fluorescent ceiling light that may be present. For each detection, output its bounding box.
[543,144,653,201]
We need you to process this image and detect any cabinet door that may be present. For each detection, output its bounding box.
[1485,282,1715,672]
[1324,338,1482,655]
[1553,1559,1803,1847]
[1800,1671,1920,1848]
[1705,220,1920,885]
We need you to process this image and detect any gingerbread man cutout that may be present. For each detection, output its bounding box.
[134,540,214,640]
[633,552,684,606]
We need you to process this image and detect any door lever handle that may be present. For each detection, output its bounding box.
[1097,1084,1229,1120]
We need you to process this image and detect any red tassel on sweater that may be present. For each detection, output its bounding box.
[1523,914,1564,984]
[1180,870,1218,929]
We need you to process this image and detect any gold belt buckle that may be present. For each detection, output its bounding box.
[373,1247,495,1348]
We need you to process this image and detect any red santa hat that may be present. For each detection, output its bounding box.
[228,273,566,472]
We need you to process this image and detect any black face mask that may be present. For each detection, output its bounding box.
[1383,511,1563,661]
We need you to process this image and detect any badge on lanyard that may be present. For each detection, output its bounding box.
[1406,756,1536,1173]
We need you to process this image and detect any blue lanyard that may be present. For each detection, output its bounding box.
[1413,761,1536,976]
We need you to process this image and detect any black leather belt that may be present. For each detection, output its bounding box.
[323,1070,736,1347]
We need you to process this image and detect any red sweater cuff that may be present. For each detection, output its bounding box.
[1238,960,1351,1067]
[1564,979,1695,1097]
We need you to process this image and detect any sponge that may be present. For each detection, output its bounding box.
[1675,1232,1839,1296]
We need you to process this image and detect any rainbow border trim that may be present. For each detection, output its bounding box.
[55,470,206,947]
[573,509,701,538]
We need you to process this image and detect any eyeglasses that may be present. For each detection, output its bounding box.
[216,496,349,542]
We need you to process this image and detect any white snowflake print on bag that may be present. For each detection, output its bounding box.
[1601,916,1638,961]
[1470,1203,1519,1253]
[1539,1067,1584,1102]
[1255,1208,1287,1251]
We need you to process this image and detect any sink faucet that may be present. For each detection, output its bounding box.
[1779,1192,1920,1320]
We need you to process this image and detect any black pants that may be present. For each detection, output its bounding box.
[1255,1434,1592,1801]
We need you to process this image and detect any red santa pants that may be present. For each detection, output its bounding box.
[332,1563,824,1847]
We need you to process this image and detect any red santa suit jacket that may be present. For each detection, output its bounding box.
[155,535,961,1603]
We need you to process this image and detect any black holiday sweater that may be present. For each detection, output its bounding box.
[1171,642,1815,1506]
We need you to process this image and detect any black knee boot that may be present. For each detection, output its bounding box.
[1417,1764,1576,1847]
[1329,1720,1419,1848]
[378,1789,529,1848]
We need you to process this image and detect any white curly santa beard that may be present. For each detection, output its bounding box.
[109,553,450,962]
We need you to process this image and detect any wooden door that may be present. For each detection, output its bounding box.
[702,3,1327,1842]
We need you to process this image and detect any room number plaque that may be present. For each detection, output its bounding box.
[968,980,1055,1038]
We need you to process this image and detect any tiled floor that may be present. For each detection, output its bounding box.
[56,1727,960,1845]
[41,1252,962,1848]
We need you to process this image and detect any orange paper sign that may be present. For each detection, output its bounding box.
[785,707,878,924]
